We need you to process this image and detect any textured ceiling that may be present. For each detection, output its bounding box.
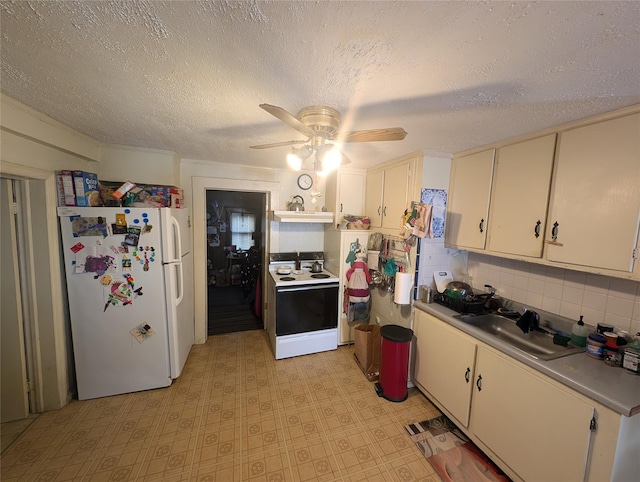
[1,0,639,170]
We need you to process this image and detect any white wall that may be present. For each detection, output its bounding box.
[181,158,330,253]
[98,145,179,186]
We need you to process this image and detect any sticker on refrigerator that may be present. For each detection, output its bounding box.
[99,274,114,286]
[84,255,116,277]
[130,322,156,343]
[134,246,156,271]
[111,223,128,235]
[71,217,109,237]
[140,212,153,233]
[123,226,141,246]
[103,274,142,311]
[70,242,85,253]
[115,213,127,226]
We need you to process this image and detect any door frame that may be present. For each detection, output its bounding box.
[192,177,279,343]
[0,161,71,411]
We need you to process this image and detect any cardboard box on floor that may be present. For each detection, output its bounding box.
[354,324,380,381]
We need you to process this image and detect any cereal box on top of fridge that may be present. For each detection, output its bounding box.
[72,171,100,206]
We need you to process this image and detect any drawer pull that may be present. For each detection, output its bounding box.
[534,220,541,238]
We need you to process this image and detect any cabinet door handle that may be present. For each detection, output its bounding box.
[377,206,381,215]
[534,220,541,238]
[383,206,387,217]
[340,203,343,213]
[476,374,482,391]
[464,367,470,383]
[551,221,559,241]
[479,219,485,233]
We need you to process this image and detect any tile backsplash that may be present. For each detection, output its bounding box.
[417,240,640,336]
[273,222,325,252]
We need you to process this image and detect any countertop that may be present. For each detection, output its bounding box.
[414,301,640,418]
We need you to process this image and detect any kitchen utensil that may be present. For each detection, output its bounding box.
[311,261,323,273]
[433,271,453,293]
[446,280,473,298]
[287,195,305,211]
[371,270,382,285]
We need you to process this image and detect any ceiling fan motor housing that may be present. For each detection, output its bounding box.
[297,106,341,139]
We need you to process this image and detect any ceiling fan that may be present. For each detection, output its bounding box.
[250,104,407,175]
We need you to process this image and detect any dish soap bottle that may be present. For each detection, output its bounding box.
[571,316,589,347]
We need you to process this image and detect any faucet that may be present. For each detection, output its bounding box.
[537,320,558,337]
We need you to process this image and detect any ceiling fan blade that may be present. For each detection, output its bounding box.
[249,139,308,149]
[259,104,315,136]
[338,127,408,143]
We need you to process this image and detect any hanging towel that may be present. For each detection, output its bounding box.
[348,298,371,322]
[413,203,434,238]
[346,259,372,303]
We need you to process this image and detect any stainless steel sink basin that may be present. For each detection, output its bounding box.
[453,313,585,360]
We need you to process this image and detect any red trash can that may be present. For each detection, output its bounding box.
[375,324,413,402]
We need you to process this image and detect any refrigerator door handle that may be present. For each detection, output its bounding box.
[170,215,182,263]
[176,261,184,306]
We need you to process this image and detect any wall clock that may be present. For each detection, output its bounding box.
[297,173,313,190]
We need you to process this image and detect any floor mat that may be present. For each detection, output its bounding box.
[405,415,511,482]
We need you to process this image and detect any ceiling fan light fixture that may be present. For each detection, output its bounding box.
[253,103,407,175]
[318,145,342,174]
[286,149,303,170]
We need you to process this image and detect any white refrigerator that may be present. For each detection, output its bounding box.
[58,206,194,400]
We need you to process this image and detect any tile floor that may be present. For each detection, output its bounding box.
[1,330,443,481]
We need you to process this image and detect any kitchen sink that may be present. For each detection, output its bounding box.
[453,313,585,361]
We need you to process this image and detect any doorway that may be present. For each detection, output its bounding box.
[206,190,266,335]
[0,178,38,451]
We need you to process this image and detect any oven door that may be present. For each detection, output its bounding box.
[275,283,339,336]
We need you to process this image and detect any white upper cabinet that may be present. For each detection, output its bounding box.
[545,112,640,273]
[445,149,495,250]
[324,169,366,228]
[487,134,556,257]
[364,170,385,228]
[365,153,421,231]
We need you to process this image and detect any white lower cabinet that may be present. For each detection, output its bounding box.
[413,309,630,482]
[413,310,476,427]
[470,346,594,482]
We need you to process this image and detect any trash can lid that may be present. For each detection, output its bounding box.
[380,324,413,343]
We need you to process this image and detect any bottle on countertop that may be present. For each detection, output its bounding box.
[571,315,589,348]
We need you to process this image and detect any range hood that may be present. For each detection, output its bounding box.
[272,211,334,223]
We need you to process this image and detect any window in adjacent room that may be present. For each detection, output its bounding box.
[230,212,255,250]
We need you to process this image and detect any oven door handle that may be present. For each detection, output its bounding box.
[277,284,339,293]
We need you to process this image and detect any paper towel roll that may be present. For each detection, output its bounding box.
[367,251,380,270]
[394,272,413,305]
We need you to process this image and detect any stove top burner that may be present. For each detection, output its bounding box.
[279,276,295,281]
[310,273,330,279]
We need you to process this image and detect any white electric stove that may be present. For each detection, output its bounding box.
[267,252,340,359]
